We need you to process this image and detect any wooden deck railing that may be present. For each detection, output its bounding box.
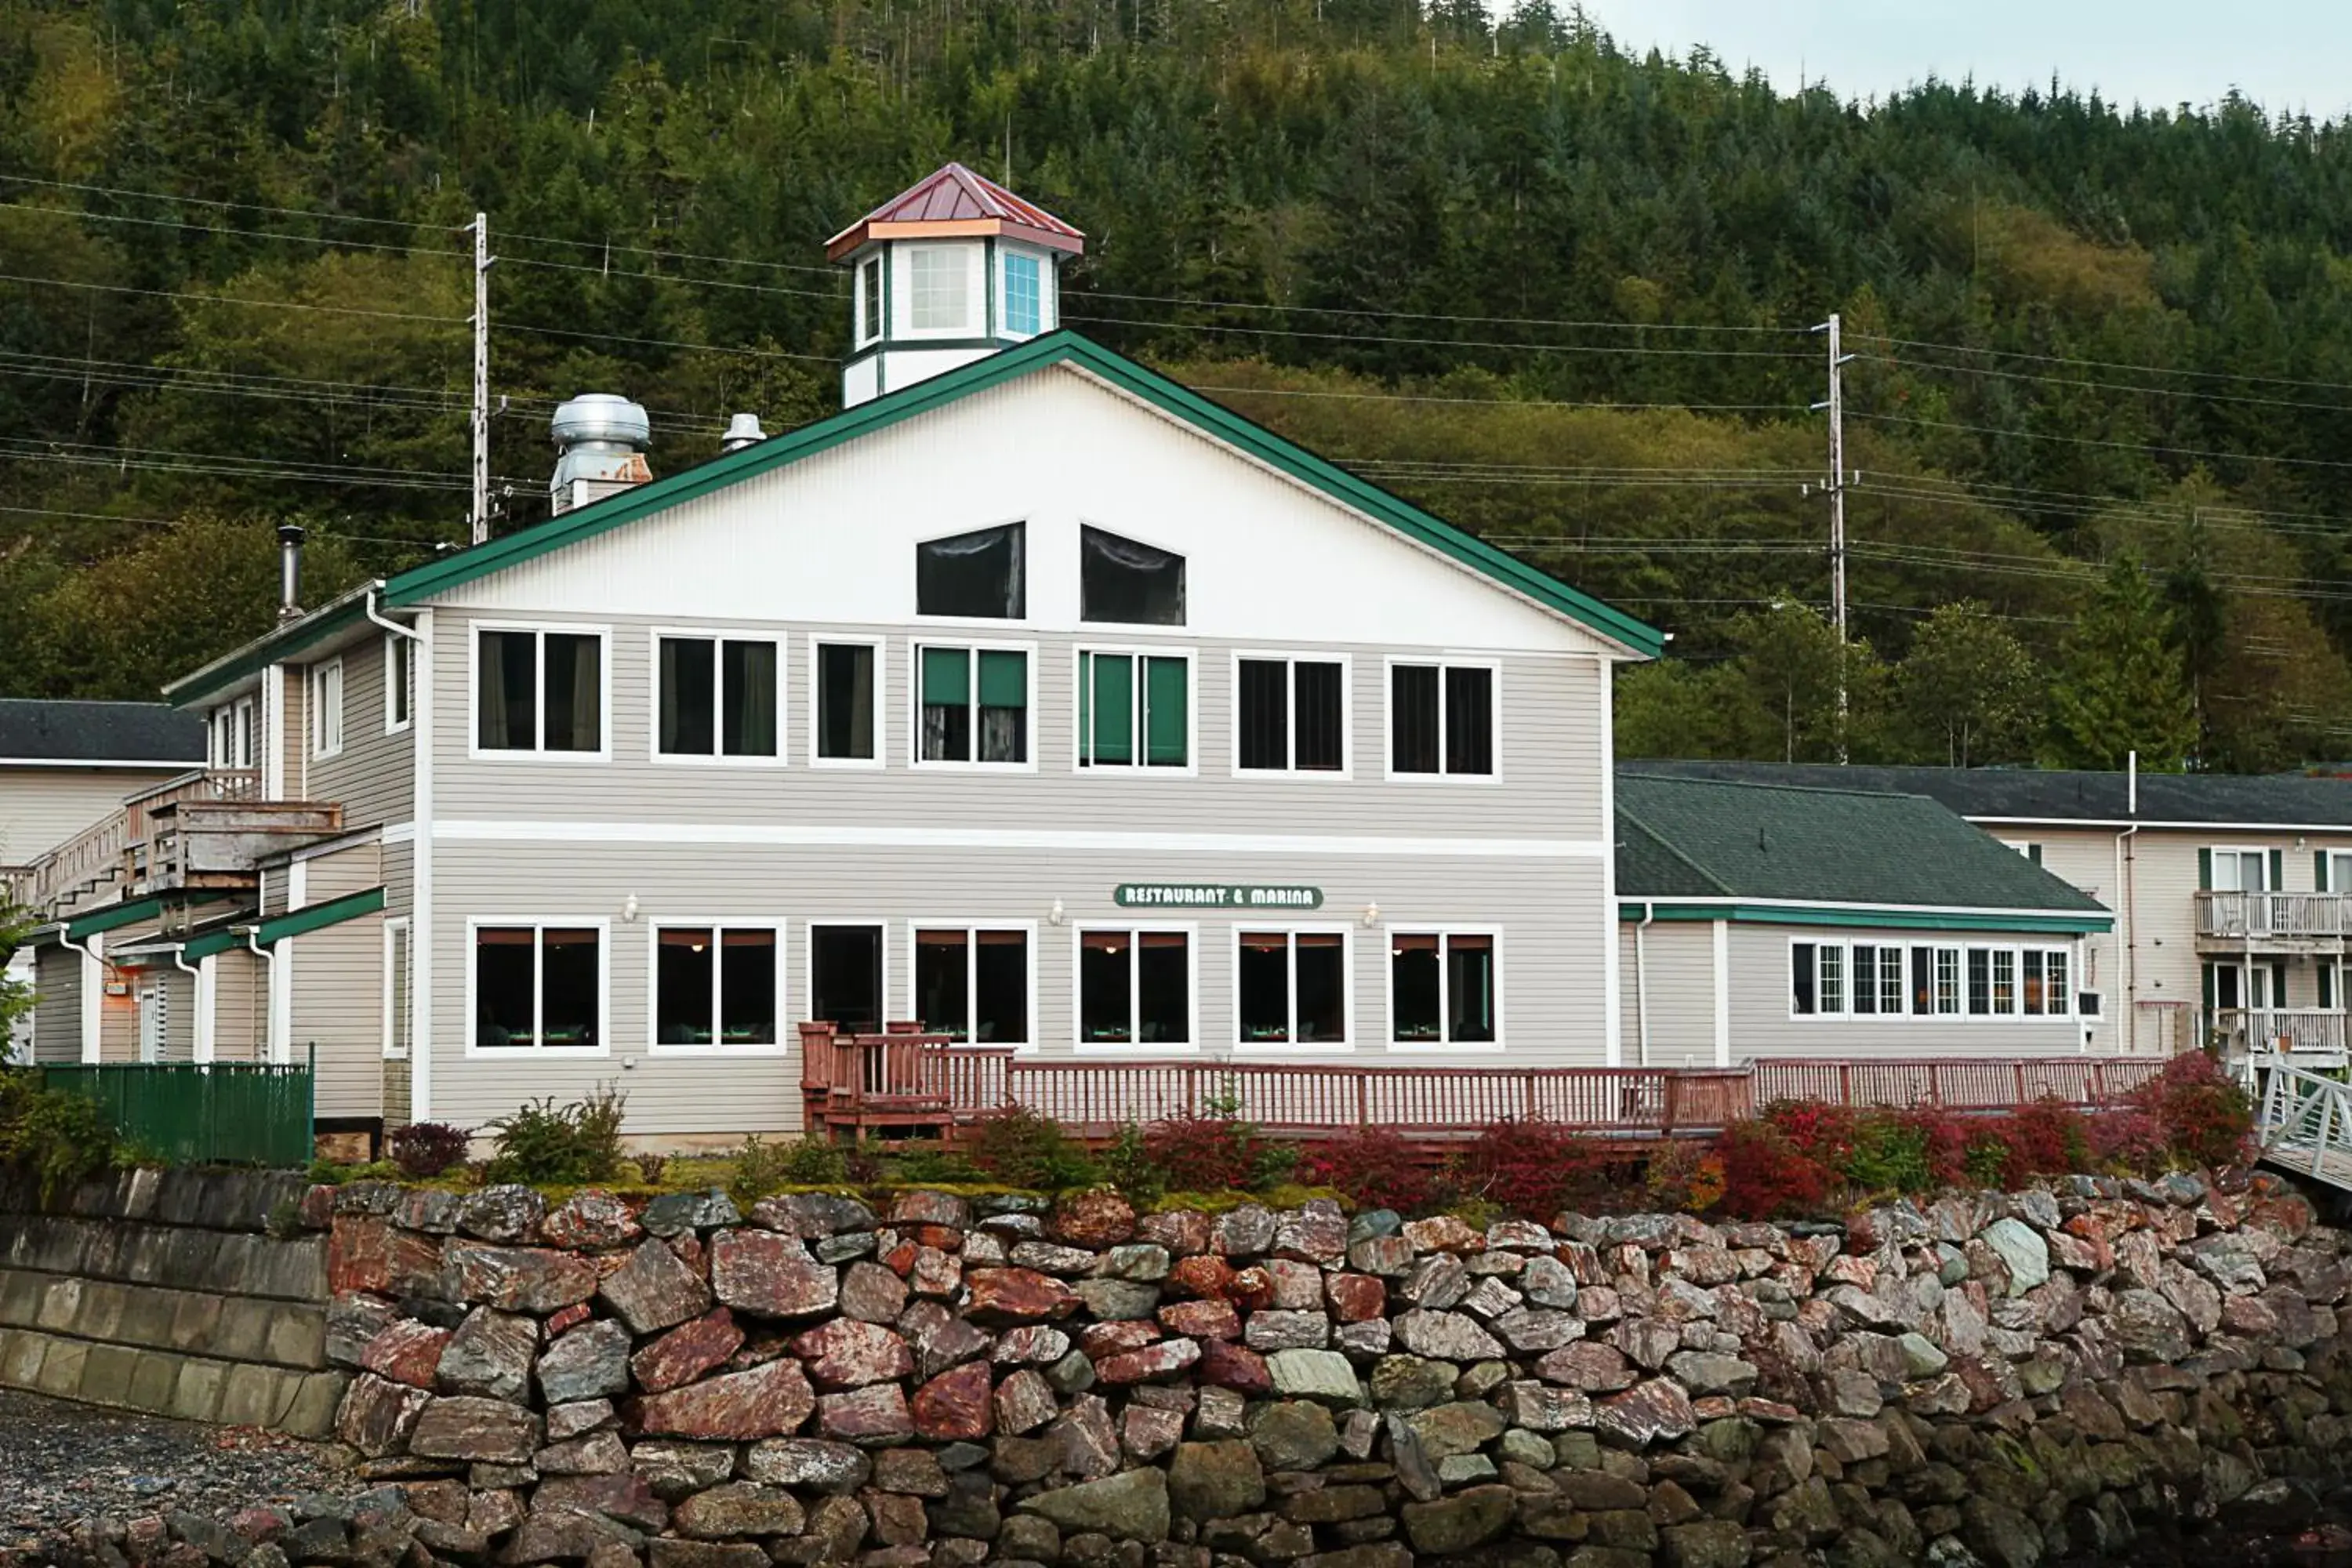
[11,768,262,915]
[799,1025,2168,1142]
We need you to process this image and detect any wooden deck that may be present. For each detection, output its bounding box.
[797,1022,2172,1143]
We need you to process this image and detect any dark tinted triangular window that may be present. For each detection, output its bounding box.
[1080,524,1185,626]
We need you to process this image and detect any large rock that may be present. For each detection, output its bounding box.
[1052,1191,1138,1248]
[817,1383,916,1444]
[709,1231,835,1319]
[359,1319,450,1389]
[336,1373,430,1457]
[1167,1441,1266,1520]
[1392,1310,1504,1362]
[446,1244,599,1313]
[1406,1401,1507,1459]
[409,1396,541,1462]
[1014,1468,1170,1543]
[1251,1400,1341,1470]
[965,1268,1083,1324]
[456,1185,546,1243]
[793,1319,914,1388]
[630,1310,744,1395]
[626,1441,738,1501]
[535,1319,631,1405]
[673,1483,806,1540]
[436,1308,538,1402]
[1980,1219,2050,1298]
[597,1240,715,1334]
[1400,1485,1515,1555]
[1595,1378,1697,1449]
[2107,1290,2194,1363]
[1266,1348,1363,1406]
[633,1357,815,1441]
[541,1191,644,1250]
[840,1262,909,1323]
[912,1362,995,1440]
[742,1438,873,1493]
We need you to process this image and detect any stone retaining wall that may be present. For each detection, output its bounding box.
[0,1169,343,1435]
[16,1167,2352,1568]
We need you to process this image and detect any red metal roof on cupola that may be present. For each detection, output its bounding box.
[825,163,1086,263]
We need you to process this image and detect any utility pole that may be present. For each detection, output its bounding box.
[466,212,495,546]
[1810,311,1856,762]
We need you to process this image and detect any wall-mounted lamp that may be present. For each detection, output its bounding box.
[1361,902,1381,928]
[1048,898,1065,927]
[622,894,641,924]
[2298,835,2310,851]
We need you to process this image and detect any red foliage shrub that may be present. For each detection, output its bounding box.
[2130,1051,2254,1168]
[1450,1120,1616,1218]
[1142,1115,1261,1192]
[387,1121,472,1179]
[2088,1109,2171,1174]
[1894,1107,1974,1189]
[1718,1120,1831,1219]
[2005,1098,2092,1179]
[1299,1127,1437,1214]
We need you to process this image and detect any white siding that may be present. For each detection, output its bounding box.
[1618,921,1719,1068]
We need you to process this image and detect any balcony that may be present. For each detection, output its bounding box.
[6,769,340,921]
[2214,1007,2350,1062]
[2194,890,2351,946]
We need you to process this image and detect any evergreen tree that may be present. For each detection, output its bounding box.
[1894,601,2038,768]
[2044,557,2201,771]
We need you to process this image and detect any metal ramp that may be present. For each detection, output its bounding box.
[2249,1059,2352,1191]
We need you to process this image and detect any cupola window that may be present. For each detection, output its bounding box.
[1080,525,1185,626]
[909,245,971,331]
[859,257,884,343]
[917,522,1025,619]
[1004,252,1042,336]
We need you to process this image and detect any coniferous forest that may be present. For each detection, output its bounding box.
[5,0,2352,770]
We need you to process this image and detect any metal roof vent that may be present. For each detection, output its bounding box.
[550,394,652,517]
[720,412,767,454]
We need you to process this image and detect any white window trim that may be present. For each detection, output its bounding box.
[648,627,788,768]
[1385,927,1504,1053]
[808,634,887,770]
[912,517,1031,629]
[997,246,1047,342]
[805,919,890,1035]
[233,696,256,768]
[898,242,984,339]
[1788,938,2074,1022]
[1232,924,1356,1055]
[1071,922,1200,1056]
[856,254,885,347]
[463,917,611,1058]
[2205,844,2272,892]
[906,920,1039,1051]
[310,658,345,760]
[909,637,1040,774]
[1229,650,1355,782]
[468,621,615,763]
[382,917,411,1059]
[646,918,788,1058]
[1381,654,1504,784]
[1073,645,1199,778]
[385,634,415,735]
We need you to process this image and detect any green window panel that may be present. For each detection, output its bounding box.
[1088,653,1134,764]
[1145,656,1187,765]
[978,649,1026,708]
[922,646,970,706]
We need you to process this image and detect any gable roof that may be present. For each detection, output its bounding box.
[1615,771,2110,924]
[163,331,1661,705]
[0,700,205,765]
[1629,760,2352,829]
[826,164,1086,260]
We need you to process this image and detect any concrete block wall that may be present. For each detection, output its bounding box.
[0,1167,347,1436]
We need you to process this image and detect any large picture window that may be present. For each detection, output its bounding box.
[1390,932,1496,1046]
[1237,930,1348,1046]
[657,634,779,760]
[1803,939,2068,1022]
[918,644,1028,765]
[1237,657,1345,774]
[477,628,604,754]
[1078,651,1188,768]
[654,926,778,1047]
[474,924,601,1050]
[916,523,1024,619]
[815,641,879,763]
[1390,662,1495,776]
[1077,929,1190,1045]
[1080,526,1185,626]
[913,927,1029,1045]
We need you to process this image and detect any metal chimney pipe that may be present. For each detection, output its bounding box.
[276,524,306,622]
[720,413,767,454]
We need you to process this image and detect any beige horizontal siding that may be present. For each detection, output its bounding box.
[303,637,415,829]
[0,765,189,868]
[289,843,385,1120]
[1620,920,1719,1068]
[32,944,80,1063]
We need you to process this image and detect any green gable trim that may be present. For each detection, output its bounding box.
[256,886,385,946]
[182,927,246,962]
[66,895,174,942]
[371,331,1661,655]
[163,595,371,708]
[1617,901,2111,935]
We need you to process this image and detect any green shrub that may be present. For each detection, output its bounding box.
[0,1068,123,1200]
[727,1134,851,1207]
[967,1108,1099,1190]
[485,1083,630,1185]
[891,1142,985,1184]
[1100,1123,1167,1203]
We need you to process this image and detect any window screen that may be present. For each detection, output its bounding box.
[917,523,1025,619]
[1080,526,1185,626]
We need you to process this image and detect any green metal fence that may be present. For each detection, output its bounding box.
[36,1052,314,1167]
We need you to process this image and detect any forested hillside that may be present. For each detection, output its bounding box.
[5,0,2352,769]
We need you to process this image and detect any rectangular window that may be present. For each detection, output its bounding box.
[861,256,884,342]
[386,637,414,732]
[917,523,1025,619]
[919,644,1028,765]
[1079,930,1190,1045]
[1238,931,1348,1045]
[909,245,970,330]
[477,628,604,754]
[474,924,601,1049]
[655,926,777,1047]
[383,919,412,1059]
[1079,651,1188,769]
[1791,942,1817,1015]
[1967,949,1991,1015]
[1080,527,1185,626]
[815,641,878,762]
[2045,949,2071,1017]
[2023,950,2047,1015]
[1910,946,1933,1015]
[1852,946,1879,1015]
[658,635,780,760]
[1818,942,1845,1015]
[1991,949,2017,1014]
[2208,848,2269,892]
[913,927,1029,1045]
[1936,948,1961,1014]
[1391,932,1497,1046]
[1391,662,1495,775]
[1004,252,1041,336]
[310,659,343,758]
[1237,657,1345,774]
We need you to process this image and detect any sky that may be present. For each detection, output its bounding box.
[1570,1,2352,121]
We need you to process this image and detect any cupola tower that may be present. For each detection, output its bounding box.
[826,164,1086,408]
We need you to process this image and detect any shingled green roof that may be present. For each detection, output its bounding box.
[1616,771,2111,931]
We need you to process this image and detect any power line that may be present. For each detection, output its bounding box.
[1075,286,1809,336]
[1064,309,1817,360]
[1192,384,1809,415]
[0,174,454,236]
[492,321,832,361]
[0,270,467,325]
[1853,408,2352,471]
[1850,330,2352,397]
[1853,349,2352,416]
[0,196,459,257]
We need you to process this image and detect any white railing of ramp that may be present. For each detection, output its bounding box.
[2252,1060,2352,1191]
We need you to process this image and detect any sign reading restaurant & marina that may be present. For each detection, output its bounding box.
[1114,884,1324,910]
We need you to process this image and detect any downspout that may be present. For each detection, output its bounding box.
[1635,902,1655,1069]
[2122,749,2142,1054]
[170,945,209,1064]
[364,588,418,643]
[245,929,278,1065]
[59,927,102,1063]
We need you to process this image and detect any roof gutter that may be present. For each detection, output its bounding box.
[365,590,420,643]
